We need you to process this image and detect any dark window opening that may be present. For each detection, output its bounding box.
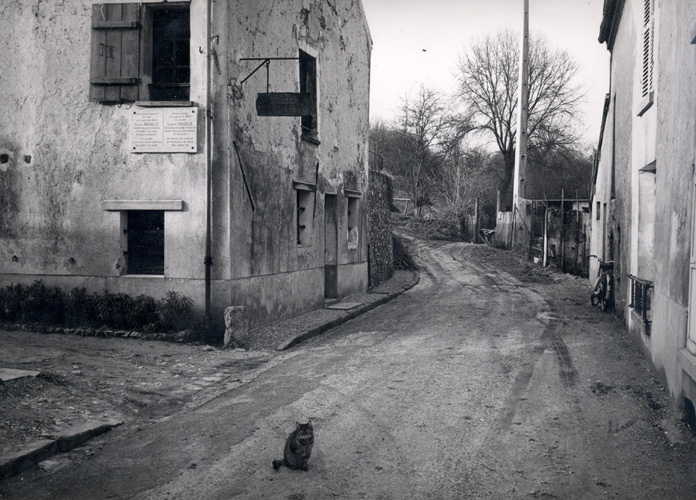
[299,50,318,140]
[127,211,164,275]
[296,190,313,245]
[151,8,190,101]
[347,198,359,249]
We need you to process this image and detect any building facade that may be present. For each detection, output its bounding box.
[0,0,372,332]
[592,0,696,410]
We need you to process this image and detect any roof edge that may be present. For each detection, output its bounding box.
[598,0,619,44]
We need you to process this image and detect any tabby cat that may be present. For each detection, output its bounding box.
[272,420,314,471]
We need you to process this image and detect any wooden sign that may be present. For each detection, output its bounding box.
[256,93,313,117]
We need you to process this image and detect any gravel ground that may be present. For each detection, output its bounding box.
[243,270,418,350]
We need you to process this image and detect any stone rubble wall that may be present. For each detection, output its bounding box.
[367,169,394,287]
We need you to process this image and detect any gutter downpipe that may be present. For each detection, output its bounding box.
[204,0,213,326]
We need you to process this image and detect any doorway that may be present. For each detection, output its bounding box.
[324,194,338,299]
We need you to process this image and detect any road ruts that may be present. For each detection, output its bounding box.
[3,240,695,500]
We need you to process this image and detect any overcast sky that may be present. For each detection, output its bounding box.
[361,0,609,147]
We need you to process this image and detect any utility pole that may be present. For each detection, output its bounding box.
[512,0,530,251]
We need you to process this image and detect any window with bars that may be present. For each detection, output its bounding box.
[151,8,190,101]
[125,210,165,275]
[629,274,653,333]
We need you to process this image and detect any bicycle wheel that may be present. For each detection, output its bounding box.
[601,275,613,312]
[590,275,603,306]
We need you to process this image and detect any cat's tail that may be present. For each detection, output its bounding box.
[272,459,285,470]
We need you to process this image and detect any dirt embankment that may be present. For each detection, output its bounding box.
[0,336,274,460]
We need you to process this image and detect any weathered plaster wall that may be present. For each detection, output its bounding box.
[651,0,696,399]
[0,0,371,331]
[598,0,696,402]
[0,1,208,305]
[217,0,371,329]
[592,1,636,322]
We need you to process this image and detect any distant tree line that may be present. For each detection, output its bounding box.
[370,30,593,226]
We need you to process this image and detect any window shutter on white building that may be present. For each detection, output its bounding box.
[641,0,654,99]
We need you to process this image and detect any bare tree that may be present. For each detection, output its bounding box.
[455,30,584,208]
[397,85,448,216]
[396,85,472,216]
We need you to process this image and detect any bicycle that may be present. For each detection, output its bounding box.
[589,255,614,312]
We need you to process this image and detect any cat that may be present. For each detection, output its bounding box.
[272,420,314,471]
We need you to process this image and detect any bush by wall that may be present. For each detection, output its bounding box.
[0,281,194,333]
[392,234,418,270]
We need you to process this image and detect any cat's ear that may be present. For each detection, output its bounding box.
[296,422,301,428]
[308,419,312,427]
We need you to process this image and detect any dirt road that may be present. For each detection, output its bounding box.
[2,239,696,499]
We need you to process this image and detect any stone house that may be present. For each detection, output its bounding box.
[0,0,372,332]
[592,0,696,412]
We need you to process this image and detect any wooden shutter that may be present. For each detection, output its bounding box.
[641,0,653,99]
[89,3,141,102]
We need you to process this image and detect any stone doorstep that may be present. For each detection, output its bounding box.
[0,368,41,382]
[0,419,123,480]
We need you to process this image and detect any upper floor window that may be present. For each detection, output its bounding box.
[89,3,190,103]
[151,8,190,101]
[299,50,318,142]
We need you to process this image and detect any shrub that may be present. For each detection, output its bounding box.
[0,283,26,321]
[129,295,159,330]
[0,283,196,333]
[393,234,418,270]
[157,291,194,332]
[3,281,65,324]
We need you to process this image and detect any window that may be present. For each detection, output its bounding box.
[347,198,359,249]
[150,8,190,101]
[299,50,318,142]
[296,189,314,246]
[637,166,656,281]
[596,201,601,221]
[629,275,653,332]
[125,211,164,275]
[89,3,190,103]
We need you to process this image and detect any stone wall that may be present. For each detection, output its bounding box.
[367,168,394,287]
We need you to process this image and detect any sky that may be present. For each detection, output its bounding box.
[360,0,610,147]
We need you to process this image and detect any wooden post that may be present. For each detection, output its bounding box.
[529,201,534,260]
[560,189,565,272]
[496,190,501,215]
[543,195,549,267]
[473,198,480,244]
[512,0,529,250]
[575,190,580,274]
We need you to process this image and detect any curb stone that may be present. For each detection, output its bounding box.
[275,271,420,351]
[0,419,123,480]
